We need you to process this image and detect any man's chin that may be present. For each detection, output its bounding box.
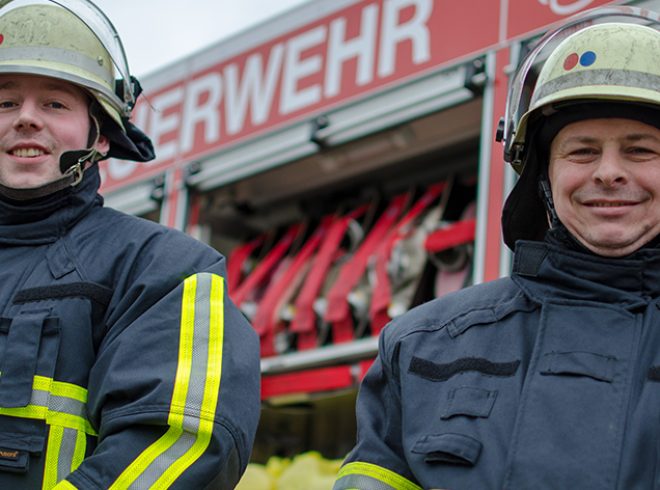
[0,178,54,190]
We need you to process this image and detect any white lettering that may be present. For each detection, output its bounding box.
[379,0,432,78]
[538,0,595,15]
[224,44,284,135]
[150,87,184,161]
[325,4,378,98]
[280,26,327,115]
[180,73,223,153]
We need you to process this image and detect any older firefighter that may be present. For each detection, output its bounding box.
[334,6,660,489]
[0,1,260,488]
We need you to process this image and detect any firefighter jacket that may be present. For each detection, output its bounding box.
[335,238,660,489]
[0,167,261,489]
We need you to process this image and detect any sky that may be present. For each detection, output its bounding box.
[93,0,313,78]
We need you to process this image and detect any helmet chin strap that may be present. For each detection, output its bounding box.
[538,176,560,229]
[0,115,104,201]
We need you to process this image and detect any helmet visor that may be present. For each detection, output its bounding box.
[0,0,134,113]
[502,5,660,163]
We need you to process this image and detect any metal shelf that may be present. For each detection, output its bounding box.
[260,337,379,376]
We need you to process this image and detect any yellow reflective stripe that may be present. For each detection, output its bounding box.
[108,276,198,488]
[43,425,64,490]
[51,381,88,403]
[110,273,225,489]
[0,377,96,435]
[34,375,53,392]
[0,404,47,419]
[52,480,77,490]
[43,425,87,489]
[153,274,224,488]
[335,462,423,490]
[71,429,86,472]
[171,273,197,426]
[47,413,94,435]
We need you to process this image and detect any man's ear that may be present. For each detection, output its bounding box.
[95,134,110,156]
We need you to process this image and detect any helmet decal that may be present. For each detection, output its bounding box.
[562,52,580,70]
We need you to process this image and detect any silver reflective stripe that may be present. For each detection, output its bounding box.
[533,69,660,103]
[0,379,95,436]
[30,387,50,407]
[187,272,213,420]
[127,273,216,489]
[23,384,85,419]
[0,46,113,82]
[0,65,123,112]
[48,393,88,420]
[129,432,197,490]
[334,474,399,490]
[57,428,79,480]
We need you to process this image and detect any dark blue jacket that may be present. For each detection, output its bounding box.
[335,239,660,489]
[0,168,260,489]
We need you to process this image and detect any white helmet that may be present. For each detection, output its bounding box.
[498,6,660,248]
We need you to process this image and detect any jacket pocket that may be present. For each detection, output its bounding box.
[0,310,60,407]
[0,312,61,473]
[412,433,482,466]
[539,351,617,382]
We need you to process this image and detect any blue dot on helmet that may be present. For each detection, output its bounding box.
[580,51,597,67]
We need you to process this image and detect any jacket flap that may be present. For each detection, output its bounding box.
[442,386,497,420]
[539,351,617,382]
[411,433,482,466]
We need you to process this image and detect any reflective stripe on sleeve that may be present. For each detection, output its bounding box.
[0,376,96,435]
[0,376,92,489]
[42,426,87,490]
[52,480,78,489]
[334,462,423,490]
[109,272,225,489]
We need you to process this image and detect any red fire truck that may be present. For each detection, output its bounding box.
[100,0,658,462]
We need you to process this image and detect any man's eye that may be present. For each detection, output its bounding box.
[568,148,598,159]
[0,100,16,108]
[627,146,654,155]
[47,101,66,109]
[571,148,597,155]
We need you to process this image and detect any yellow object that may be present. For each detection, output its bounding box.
[238,452,344,490]
[236,463,274,490]
[276,452,344,490]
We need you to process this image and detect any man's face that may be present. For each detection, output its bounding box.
[0,74,109,189]
[549,118,660,257]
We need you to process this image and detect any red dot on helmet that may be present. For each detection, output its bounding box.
[0,34,4,45]
[563,53,579,71]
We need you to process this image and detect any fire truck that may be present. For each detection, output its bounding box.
[100,0,659,463]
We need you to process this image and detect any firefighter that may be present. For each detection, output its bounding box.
[334,6,660,489]
[0,1,260,488]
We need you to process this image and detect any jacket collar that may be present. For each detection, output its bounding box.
[512,239,660,310]
[0,166,102,245]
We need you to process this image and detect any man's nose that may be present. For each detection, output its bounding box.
[13,101,43,131]
[593,148,627,186]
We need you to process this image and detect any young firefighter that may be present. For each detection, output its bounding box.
[334,6,660,490]
[0,0,260,488]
